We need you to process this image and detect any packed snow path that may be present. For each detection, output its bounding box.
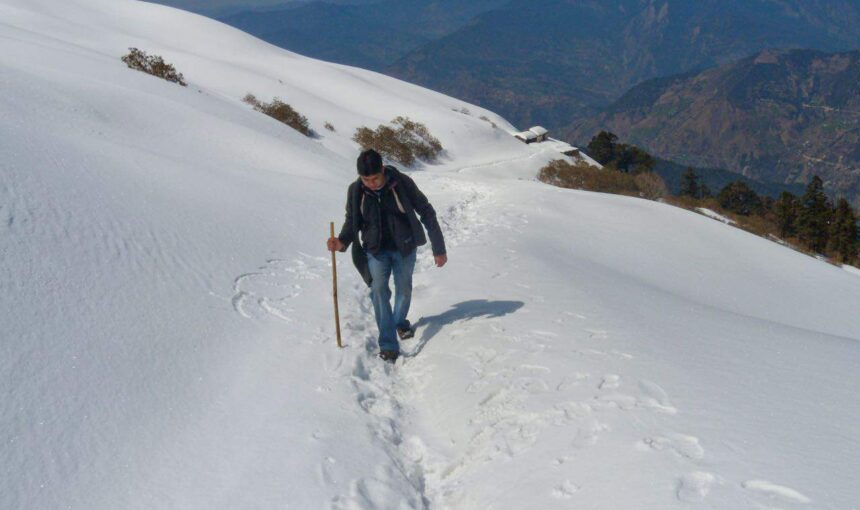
[229,166,860,510]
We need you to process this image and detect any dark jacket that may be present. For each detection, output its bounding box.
[337,165,446,286]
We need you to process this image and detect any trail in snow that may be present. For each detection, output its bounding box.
[386,174,685,508]
[232,167,820,509]
[227,165,816,509]
[226,172,492,508]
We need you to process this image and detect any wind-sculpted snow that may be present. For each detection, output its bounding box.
[2,0,860,509]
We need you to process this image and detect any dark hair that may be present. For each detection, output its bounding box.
[357,149,383,176]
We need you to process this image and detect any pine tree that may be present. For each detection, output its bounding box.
[587,131,618,166]
[680,167,700,198]
[586,131,655,173]
[774,191,800,238]
[700,183,712,199]
[827,198,859,264]
[797,175,831,253]
[717,181,763,216]
[624,145,656,174]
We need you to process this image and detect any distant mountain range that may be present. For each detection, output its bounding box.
[387,0,860,131]
[220,0,509,71]
[219,0,860,202]
[569,49,860,206]
[150,0,380,18]
[220,0,860,130]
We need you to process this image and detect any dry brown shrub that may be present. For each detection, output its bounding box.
[737,213,779,238]
[243,93,312,136]
[479,115,498,129]
[665,195,700,209]
[352,117,442,166]
[668,196,790,248]
[122,48,187,86]
[634,172,669,200]
[538,159,640,196]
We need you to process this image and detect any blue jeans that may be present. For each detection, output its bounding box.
[367,248,416,353]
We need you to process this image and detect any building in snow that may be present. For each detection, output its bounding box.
[514,126,549,144]
[529,126,549,142]
[512,126,599,166]
[544,138,581,158]
[515,130,538,144]
[514,126,550,144]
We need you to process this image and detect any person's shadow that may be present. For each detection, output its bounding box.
[402,299,524,358]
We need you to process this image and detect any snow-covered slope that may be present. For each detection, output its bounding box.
[2,1,859,509]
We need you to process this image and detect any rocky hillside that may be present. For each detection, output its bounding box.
[386,0,860,130]
[568,48,860,206]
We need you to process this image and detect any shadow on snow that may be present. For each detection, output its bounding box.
[402,299,524,358]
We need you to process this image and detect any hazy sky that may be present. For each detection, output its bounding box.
[143,0,301,16]
[144,0,373,17]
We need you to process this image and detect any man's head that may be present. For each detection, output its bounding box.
[357,149,386,190]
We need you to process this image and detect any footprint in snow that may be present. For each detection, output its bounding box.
[676,472,716,502]
[585,328,609,340]
[556,372,589,391]
[552,480,580,499]
[570,418,607,448]
[230,254,325,321]
[638,433,704,460]
[638,380,677,414]
[593,392,638,411]
[599,374,621,390]
[318,457,336,485]
[742,480,811,504]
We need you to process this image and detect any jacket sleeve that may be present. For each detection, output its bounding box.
[402,175,446,256]
[337,183,356,251]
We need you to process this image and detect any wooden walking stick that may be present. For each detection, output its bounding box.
[330,222,343,348]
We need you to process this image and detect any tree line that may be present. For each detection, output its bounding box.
[586,131,859,265]
[680,168,858,264]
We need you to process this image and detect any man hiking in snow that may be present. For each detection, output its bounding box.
[327,149,447,363]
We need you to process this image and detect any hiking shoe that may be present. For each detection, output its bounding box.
[397,321,414,340]
[379,350,399,363]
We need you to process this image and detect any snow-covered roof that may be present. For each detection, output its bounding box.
[544,137,577,153]
[542,137,603,167]
[529,126,548,136]
[515,131,538,140]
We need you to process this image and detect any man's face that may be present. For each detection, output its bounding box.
[360,171,385,191]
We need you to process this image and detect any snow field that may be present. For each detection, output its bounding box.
[2,1,860,509]
[376,176,859,510]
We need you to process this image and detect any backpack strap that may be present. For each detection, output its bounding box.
[389,181,407,214]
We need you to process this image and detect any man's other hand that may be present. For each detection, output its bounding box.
[327,237,346,252]
[434,254,448,267]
